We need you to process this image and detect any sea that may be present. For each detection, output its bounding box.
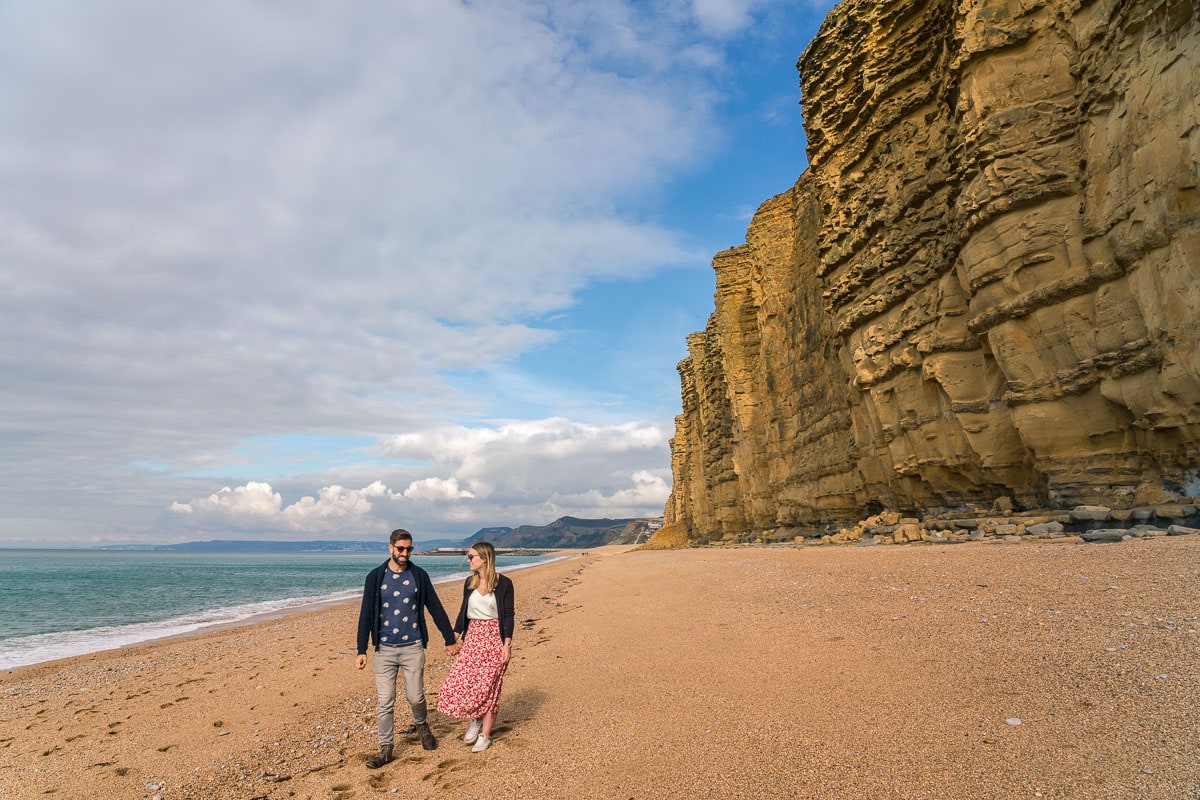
[0,549,559,671]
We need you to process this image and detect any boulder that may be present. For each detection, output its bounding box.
[1080,530,1128,544]
[1071,506,1113,522]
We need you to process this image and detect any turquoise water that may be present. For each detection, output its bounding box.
[0,549,557,670]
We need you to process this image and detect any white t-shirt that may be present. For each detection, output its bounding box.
[467,588,499,620]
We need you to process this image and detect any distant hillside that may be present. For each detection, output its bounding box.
[94,520,665,553]
[98,538,463,553]
[478,516,663,549]
[467,526,514,541]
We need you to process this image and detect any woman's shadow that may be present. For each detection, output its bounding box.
[490,686,547,737]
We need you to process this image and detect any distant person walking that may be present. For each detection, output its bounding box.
[356,528,457,769]
[437,541,514,752]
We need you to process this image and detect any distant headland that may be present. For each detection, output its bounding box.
[93,515,664,552]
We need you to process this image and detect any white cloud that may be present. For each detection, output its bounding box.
[381,418,668,497]
[280,484,386,525]
[691,0,759,35]
[176,482,284,519]
[172,480,402,532]
[382,417,664,459]
[167,418,670,537]
[551,470,673,509]
[403,477,476,502]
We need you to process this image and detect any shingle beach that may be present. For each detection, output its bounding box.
[2,538,1198,799]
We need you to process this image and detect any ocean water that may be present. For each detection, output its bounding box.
[0,549,557,671]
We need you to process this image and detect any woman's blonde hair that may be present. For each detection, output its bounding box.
[467,541,498,594]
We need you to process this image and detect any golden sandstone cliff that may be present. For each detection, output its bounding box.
[662,0,1200,544]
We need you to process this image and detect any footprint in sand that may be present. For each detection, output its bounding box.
[424,758,468,781]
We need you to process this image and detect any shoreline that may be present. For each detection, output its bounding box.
[0,552,574,674]
[2,539,1196,799]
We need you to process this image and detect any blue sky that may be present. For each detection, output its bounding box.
[0,0,835,546]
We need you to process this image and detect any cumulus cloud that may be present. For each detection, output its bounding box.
[403,477,476,502]
[172,480,404,532]
[171,482,284,520]
[381,418,668,498]
[540,470,673,511]
[168,418,671,537]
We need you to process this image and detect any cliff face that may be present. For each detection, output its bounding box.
[665,0,1200,542]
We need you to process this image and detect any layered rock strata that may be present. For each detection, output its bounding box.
[664,0,1200,543]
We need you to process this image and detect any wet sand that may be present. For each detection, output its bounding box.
[2,538,1198,799]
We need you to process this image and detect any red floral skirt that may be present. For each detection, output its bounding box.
[437,619,507,718]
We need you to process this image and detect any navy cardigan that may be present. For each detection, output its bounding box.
[453,573,515,643]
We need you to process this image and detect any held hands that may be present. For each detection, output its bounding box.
[445,642,462,657]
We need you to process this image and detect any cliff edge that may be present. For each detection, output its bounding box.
[663,0,1200,544]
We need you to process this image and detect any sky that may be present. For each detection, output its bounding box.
[0,0,836,546]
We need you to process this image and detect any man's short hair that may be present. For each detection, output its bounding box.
[390,528,413,545]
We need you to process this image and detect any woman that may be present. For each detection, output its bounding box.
[437,541,514,752]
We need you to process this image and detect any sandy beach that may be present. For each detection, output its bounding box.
[2,538,1198,799]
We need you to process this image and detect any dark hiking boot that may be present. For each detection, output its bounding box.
[366,745,394,769]
[415,721,437,751]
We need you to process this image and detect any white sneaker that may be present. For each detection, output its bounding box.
[471,734,491,752]
[464,718,482,745]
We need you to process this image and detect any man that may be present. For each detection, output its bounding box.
[356,528,458,769]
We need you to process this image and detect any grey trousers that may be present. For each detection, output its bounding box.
[372,644,427,746]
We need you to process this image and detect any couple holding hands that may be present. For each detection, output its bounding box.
[355,529,514,768]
